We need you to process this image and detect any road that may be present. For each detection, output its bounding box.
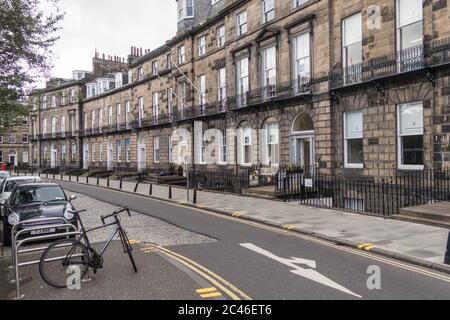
[55,181,450,300]
[2,180,450,300]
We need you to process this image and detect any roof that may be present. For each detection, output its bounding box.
[4,176,42,182]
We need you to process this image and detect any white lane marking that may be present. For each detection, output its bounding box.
[240,243,362,298]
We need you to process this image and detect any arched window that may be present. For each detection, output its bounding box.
[292,113,313,133]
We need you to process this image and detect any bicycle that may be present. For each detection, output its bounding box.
[39,207,138,289]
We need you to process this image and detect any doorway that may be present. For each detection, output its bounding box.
[290,113,315,170]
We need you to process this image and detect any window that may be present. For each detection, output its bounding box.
[398,102,424,169]
[262,0,275,23]
[128,70,133,84]
[116,140,121,163]
[116,103,121,129]
[84,112,88,133]
[22,133,28,143]
[153,137,160,163]
[241,127,252,165]
[217,25,225,47]
[125,139,131,162]
[138,97,144,126]
[344,111,364,168]
[198,36,206,56]
[152,92,159,123]
[179,82,187,110]
[92,143,96,162]
[42,96,47,109]
[138,67,144,81]
[70,89,76,103]
[199,75,206,110]
[60,116,66,136]
[293,0,309,8]
[152,61,158,76]
[397,0,423,51]
[91,110,96,133]
[115,73,123,88]
[168,135,173,163]
[293,32,311,90]
[61,92,65,106]
[237,11,248,36]
[237,57,249,105]
[125,100,131,129]
[218,68,226,109]
[167,89,173,115]
[178,45,186,64]
[0,136,3,143]
[265,123,279,165]
[99,109,103,133]
[71,143,77,161]
[200,133,207,164]
[262,46,277,91]
[342,13,362,84]
[21,117,28,126]
[51,117,56,136]
[167,53,172,69]
[9,132,16,143]
[51,95,56,108]
[61,145,66,162]
[219,129,227,164]
[70,114,76,135]
[178,0,194,21]
[99,143,103,162]
[42,119,47,137]
[22,151,29,163]
[108,105,113,127]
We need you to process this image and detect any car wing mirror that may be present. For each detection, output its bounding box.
[69,195,77,202]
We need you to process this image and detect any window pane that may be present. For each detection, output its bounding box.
[400,103,423,135]
[398,0,423,27]
[345,112,363,139]
[347,138,363,164]
[402,135,424,165]
[400,21,423,50]
[343,13,362,46]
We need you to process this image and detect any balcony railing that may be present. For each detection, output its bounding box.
[330,37,450,89]
[39,131,79,140]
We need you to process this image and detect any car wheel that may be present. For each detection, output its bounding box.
[2,219,11,247]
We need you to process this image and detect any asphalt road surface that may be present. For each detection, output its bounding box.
[3,181,450,300]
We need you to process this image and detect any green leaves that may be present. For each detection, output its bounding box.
[0,0,64,129]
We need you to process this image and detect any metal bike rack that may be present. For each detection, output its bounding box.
[10,218,81,299]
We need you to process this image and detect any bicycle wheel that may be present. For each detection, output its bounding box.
[39,238,90,289]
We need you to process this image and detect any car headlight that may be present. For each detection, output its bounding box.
[8,212,20,226]
[64,208,75,220]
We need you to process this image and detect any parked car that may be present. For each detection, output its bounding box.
[0,176,42,204]
[1,182,77,246]
[0,171,10,184]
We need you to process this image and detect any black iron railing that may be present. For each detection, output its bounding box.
[189,166,250,194]
[330,37,450,89]
[275,167,450,216]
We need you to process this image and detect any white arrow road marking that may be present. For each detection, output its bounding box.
[240,243,362,298]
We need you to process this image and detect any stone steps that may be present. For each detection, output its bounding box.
[396,202,450,229]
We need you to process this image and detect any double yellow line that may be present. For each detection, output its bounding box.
[141,244,251,301]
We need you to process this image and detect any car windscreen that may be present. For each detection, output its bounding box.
[13,186,66,205]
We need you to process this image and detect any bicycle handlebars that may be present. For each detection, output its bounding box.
[101,207,131,225]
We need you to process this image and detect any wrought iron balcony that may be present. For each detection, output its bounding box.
[330,37,450,90]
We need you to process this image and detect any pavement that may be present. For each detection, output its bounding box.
[37,173,450,273]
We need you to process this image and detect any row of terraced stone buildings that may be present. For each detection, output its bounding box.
[25,0,450,181]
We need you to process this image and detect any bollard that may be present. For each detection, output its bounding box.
[77,174,79,182]
[119,178,123,189]
[97,176,100,186]
[69,174,72,182]
[149,183,153,195]
[193,188,197,204]
[86,176,89,184]
[169,185,172,199]
[134,181,139,193]
[107,177,110,187]
[53,173,56,180]
[445,231,450,265]
[46,173,48,179]
[61,173,63,180]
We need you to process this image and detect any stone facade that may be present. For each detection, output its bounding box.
[30,0,450,178]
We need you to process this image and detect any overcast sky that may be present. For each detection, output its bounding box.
[41,0,177,82]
